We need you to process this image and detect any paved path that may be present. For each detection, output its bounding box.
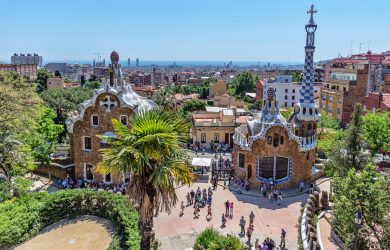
[318,215,341,250]
[13,215,115,250]
[155,182,307,250]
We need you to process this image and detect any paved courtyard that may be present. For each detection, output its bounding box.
[13,215,115,250]
[155,181,308,250]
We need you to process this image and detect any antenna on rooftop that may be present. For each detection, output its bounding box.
[359,43,363,54]
[349,41,354,56]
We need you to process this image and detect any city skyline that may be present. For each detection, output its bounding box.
[1,0,389,62]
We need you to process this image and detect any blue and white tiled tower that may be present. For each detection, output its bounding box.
[295,4,320,122]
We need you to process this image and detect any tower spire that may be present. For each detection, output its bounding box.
[296,4,320,121]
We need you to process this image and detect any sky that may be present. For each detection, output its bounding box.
[0,0,389,63]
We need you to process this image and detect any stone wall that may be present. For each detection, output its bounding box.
[300,186,321,250]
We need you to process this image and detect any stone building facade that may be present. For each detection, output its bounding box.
[66,51,157,184]
[232,6,321,188]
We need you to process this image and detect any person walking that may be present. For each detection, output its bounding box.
[280,228,286,249]
[247,224,254,243]
[249,211,255,225]
[225,200,230,215]
[229,201,234,218]
[186,192,191,205]
[255,238,260,250]
[221,213,227,228]
[268,191,273,203]
[239,216,246,235]
[206,205,212,220]
[180,201,185,216]
[278,192,283,206]
[190,189,195,205]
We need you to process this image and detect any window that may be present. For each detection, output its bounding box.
[328,108,333,113]
[214,133,219,143]
[322,94,326,100]
[337,108,341,114]
[201,133,206,143]
[292,96,295,100]
[285,89,288,93]
[84,137,92,150]
[280,136,284,145]
[329,96,333,102]
[292,89,295,94]
[285,95,288,100]
[105,173,111,183]
[91,115,99,126]
[343,87,347,92]
[322,104,326,109]
[338,98,342,103]
[238,153,245,168]
[85,164,93,181]
[120,115,128,126]
[284,102,288,106]
[257,157,289,181]
[273,133,279,147]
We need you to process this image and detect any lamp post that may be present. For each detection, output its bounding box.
[353,211,363,250]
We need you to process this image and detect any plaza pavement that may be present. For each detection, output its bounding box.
[155,181,308,250]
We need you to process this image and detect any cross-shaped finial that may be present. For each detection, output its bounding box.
[100,95,117,112]
[307,4,317,24]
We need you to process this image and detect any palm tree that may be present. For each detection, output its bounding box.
[97,108,194,249]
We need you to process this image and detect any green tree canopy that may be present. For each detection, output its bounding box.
[289,70,303,82]
[182,100,206,113]
[232,71,258,98]
[36,68,54,93]
[362,111,390,154]
[332,165,390,249]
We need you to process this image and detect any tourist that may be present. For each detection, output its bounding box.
[249,211,255,225]
[300,181,304,192]
[245,178,250,191]
[206,205,212,220]
[239,216,246,235]
[207,195,212,206]
[255,238,260,250]
[221,213,227,228]
[180,201,185,216]
[194,203,200,219]
[278,192,283,206]
[310,183,314,194]
[223,179,227,189]
[229,201,234,218]
[190,189,195,204]
[247,224,254,243]
[268,191,273,203]
[273,189,278,202]
[208,186,213,197]
[225,200,230,215]
[261,243,269,250]
[280,228,286,249]
[186,192,191,205]
[213,178,217,190]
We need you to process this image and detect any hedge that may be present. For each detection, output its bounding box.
[0,189,140,249]
[193,227,245,250]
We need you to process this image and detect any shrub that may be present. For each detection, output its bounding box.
[0,189,140,249]
[194,228,245,250]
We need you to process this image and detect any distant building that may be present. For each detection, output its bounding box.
[45,63,67,73]
[0,63,38,79]
[192,106,248,149]
[209,80,227,97]
[11,53,42,67]
[47,77,65,89]
[136,58,139,67]
[128,73,152,86]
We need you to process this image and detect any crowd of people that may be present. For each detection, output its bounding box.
[190,140,231,156]
[58,175,128,194]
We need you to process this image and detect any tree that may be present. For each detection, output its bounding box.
[155,87,174,111]
[289,71,303,82]
[97,109,194,249]
[325,104,369,176]
[332,165,390,249]
[31,107,64,180]
[248,99,263,110]
[84,80,101,90]
[36,68,54,93]
[80,75,86,87]
[54,71,61,78]
[362,111,390,155]
[40,87,93,132]
[232,71,257,98]
[182,100,206,113]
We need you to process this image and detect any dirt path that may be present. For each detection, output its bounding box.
[13,215,115,250]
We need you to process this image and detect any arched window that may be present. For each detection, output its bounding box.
[309,108,313,115]
[303,107,306,114]
[280,135,284,145]
[273,133,279,147]
[247,165,252,178]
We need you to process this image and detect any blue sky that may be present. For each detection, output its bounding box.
[0,0,389,62]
